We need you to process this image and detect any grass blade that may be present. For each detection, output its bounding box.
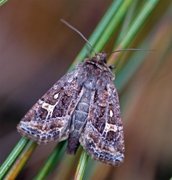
[93,0,132,54]
[34,142,66,180]
[72,0,124,66]
[108,0,159,65]
[0,137,29,179]
[119,0,159,48]
[115,0,139,45]
[0,0,8,6]
[74,151,88,180]
[4,141,37,179]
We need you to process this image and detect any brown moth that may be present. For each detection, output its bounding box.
[17,20,125,166]
[17,53,125,165]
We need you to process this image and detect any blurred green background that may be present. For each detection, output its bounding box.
[0,0,172,179]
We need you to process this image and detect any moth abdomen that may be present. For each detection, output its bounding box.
[67,90,91,154]
[67,131,80,154]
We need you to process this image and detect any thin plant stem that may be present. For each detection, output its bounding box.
[4,141,37,179]
[92,0,132,54]
[115,0,139,46]
[71,0,124,67]
[108,0,159,65]
[74,151,88,180]
[0,0,8,6]
[34,142,66,180]
[0,137,29,179]
[119,0,159,49]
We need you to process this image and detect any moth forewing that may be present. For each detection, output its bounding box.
[17,67,82,144]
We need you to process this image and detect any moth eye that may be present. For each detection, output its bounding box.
[108,65,115,70]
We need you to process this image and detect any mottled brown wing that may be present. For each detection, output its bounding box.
[79,81,125,166]
[17,67,83,144]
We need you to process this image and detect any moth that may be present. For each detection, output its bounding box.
[17,20,125,166]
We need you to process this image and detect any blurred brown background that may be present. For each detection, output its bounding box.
[0,1,172,180]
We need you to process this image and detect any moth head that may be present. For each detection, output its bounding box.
[95,52,107,63]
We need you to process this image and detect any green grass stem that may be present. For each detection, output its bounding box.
[4,141,37,179]
[0,137,29,179]
[71,0,124,67]
[0,0,8,6]
[34,142,66,180]
[74,151,89,180]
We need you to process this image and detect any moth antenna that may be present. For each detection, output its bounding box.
[111,48,154,54]
[60,19,94,53]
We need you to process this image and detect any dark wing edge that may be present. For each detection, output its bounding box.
[17,68,82,144]
[79,82,125,166]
